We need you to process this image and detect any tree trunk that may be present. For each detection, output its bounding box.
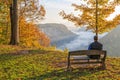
[95,0,98,37]
[9,0,19,45]
[9,4,14,44]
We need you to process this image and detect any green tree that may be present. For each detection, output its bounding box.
[60,0,120,35]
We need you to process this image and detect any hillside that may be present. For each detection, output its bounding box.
[99,25,120,57]
[0,45,120,79]
[38,23,77,47]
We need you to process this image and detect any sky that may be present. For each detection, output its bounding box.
[39,0,120,27]
[39,0,84,26]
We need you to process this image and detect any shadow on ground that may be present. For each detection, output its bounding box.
[26,66,104,80]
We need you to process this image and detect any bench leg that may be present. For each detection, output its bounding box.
[67,59,70,69]
[67,66,73,72]
[67,62,73,71]
[67,66,70,70]
[67,63,72,71]
[102,62,106,69]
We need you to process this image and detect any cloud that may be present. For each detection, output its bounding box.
[58,31,94,51]
[58,29,107,51]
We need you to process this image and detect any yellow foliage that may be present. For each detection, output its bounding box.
[60,0,120,33]
[19,17,50,48]
[0,0,47,46]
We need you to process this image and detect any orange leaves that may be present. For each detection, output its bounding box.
[39,5,46,17]
[60,0,120,33]
[19,0,46,23]
[0,0,47,46]
[19,17,50,48]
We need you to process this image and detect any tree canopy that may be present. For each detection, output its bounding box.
[0,0,49,47]
[60,0,120,34]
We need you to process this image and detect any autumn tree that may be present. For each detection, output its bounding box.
[9,0,46,45]
[0,0,49,47]
[60,0,120,35]
[17,0,47,47]
[9,0,19,45]
[18,0,45,23]
[19,17,50,48]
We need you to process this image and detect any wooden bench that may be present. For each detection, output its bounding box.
[67,50,107,70]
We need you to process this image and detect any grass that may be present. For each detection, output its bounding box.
[0,45,120,80]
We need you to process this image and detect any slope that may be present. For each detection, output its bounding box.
[38,23,77,47]
[99,25,120,57]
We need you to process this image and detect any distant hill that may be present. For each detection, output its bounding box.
[99,25,120,57]
[37,23,78,47]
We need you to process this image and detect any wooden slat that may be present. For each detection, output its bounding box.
[69,50,106,55]
[71,61,103,64]
[71,56,90,60]
[71,59,102,62]
[67,50,107,69]
[71,58,102,61]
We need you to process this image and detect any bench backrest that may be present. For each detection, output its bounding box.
[69,50,106,55]
[69,50,107,60]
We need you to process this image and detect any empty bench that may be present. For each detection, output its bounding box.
[67,50,107,70]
